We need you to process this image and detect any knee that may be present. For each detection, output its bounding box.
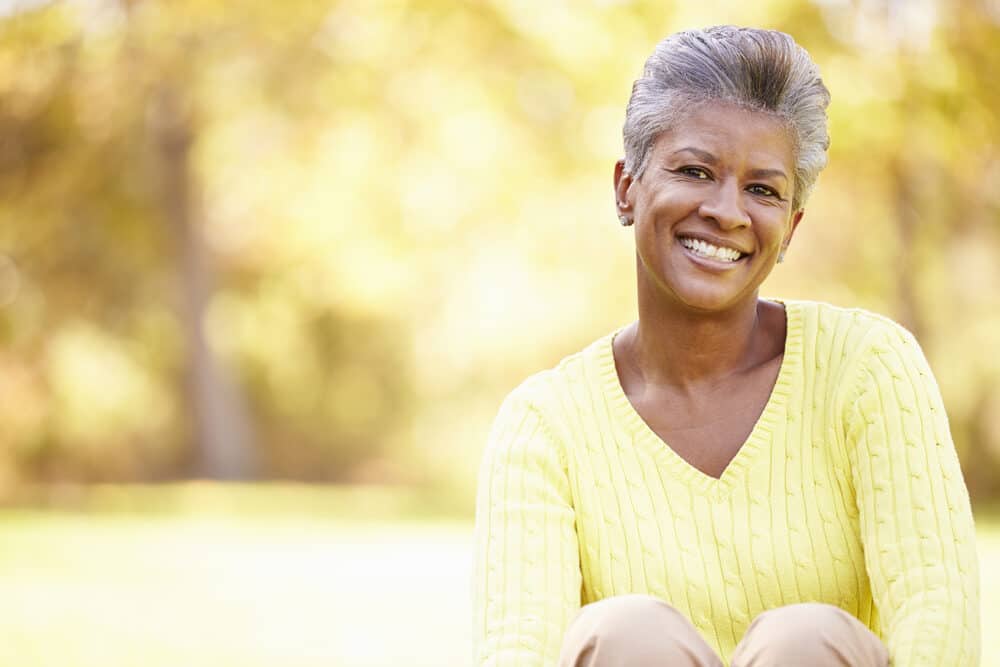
[559,595,721,667]
[749,602,843,640]
[733,603,887,666]
[573,595,673,638]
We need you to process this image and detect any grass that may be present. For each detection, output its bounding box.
[0,483,995,666]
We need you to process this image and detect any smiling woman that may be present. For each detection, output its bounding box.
[617,105,799,316]
[472,26,980,667]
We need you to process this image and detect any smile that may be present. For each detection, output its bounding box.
[678,236,746,263]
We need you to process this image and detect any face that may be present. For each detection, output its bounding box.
[615,103,803,314]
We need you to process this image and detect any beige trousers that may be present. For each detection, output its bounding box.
[557,595,889,666]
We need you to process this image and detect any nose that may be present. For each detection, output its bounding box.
[698,178,751,229]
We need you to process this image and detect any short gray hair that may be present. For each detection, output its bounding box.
[623,26,830,211]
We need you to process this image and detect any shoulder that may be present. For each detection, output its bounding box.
[782,298,921,361]
[483,330,616,471]
[783,300,938,415]
[779,299,933,405]
[493,328,619,427]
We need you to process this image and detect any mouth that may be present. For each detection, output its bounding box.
[677,236,748,264]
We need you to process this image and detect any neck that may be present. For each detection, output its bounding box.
[622,276,768,393]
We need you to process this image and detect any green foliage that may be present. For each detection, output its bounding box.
[0,1,997,495]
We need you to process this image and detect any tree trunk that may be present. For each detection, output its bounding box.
[151,85,257,480]
[891,156,924,340]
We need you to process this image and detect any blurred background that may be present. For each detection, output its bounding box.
[0,0,997,664]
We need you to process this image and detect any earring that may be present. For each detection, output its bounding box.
[618,214,632,226]
[777,248,786,264]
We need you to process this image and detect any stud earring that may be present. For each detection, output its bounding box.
[618,214,632,226]
[777,248,787,264]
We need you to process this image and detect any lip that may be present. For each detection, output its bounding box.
[677,237,747,271]
[675,232,752,256]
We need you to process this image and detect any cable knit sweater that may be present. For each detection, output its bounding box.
[472,300,980,666]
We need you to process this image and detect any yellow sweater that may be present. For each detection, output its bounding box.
[472,300,979,666]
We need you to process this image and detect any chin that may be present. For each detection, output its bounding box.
[671,283,758,313]
[639,258,764,314]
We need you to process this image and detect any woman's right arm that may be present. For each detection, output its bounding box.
[472,386,582,666]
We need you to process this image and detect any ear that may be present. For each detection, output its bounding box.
[783,209,805,250]
[613,159,633,215]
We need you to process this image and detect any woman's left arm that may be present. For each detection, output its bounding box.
[847,322,980,666]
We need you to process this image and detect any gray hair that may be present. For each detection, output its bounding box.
[623,26,831,211]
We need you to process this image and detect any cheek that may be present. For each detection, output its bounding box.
[639,189,693,222]
[749,206,793,236]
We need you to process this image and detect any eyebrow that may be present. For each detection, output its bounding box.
[670,147,789,184]
[747,168,789,184]
[671,147,717,164]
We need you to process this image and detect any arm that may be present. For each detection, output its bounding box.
[472,386,582,667]
[846,323,980,666]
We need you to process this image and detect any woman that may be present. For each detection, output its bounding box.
[472,26,980,667]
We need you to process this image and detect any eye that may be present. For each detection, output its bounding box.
[677,166,711,180]
[747,184,779,197]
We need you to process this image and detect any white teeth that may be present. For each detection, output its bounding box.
[680,237,742,262]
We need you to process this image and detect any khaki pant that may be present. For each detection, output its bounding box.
[557,595,889,666]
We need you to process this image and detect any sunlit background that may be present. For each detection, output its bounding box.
[0,0,997,664]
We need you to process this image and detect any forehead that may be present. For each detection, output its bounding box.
[652,103,795,171]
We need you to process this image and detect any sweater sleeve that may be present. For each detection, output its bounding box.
[472,385,582,667]
[846,323,980,666]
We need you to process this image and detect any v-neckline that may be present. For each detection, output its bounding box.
[597,299,803,499]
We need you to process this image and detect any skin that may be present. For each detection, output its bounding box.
[612,103,804,479]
